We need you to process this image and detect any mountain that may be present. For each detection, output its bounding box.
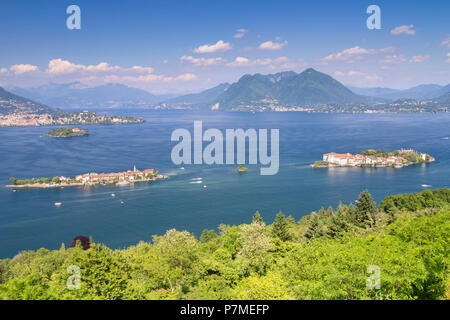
[214,68,371,110]
[158,83,230,107]
[348,86,400,97]
[0,86,59,115]
[349,84,445,100]
[8,83,175,109]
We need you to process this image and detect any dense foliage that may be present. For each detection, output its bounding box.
[45,127,89,138]
[0,189,448,300]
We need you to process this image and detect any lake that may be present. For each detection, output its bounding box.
[0,110,449,258]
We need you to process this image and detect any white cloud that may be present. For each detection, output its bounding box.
[323,46,395,62]
[226,56,300,70]
[180,55,225,67]
[227,57,251,67]
[193,40,232,53]
[381,54,407,64]
[441,35,450,48]
[0,68,8,74]
[409,55,429,63]
[446,53,450,64]
[258,40,288,50]
[47,59,122,75]
[347,71,365,76]
[10,64,39,75]
[233,28,248,39]
[390,25,416,36]
[333,70,382,83]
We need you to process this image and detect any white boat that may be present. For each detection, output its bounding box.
[111,193,116,197]
[203,185,207,188]
[180,167,185,170]
[189,181,202,184]
[421,184,432,188]
[116,181,130,186]
[54,202,62,206]
[120,200,125,205]
[191,177,202,180]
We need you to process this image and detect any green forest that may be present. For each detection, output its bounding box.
[0,189,449,300]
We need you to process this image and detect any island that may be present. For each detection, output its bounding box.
[6,166,168,189]
[311,149,435,168]
[45,127,89,138]
[237,164,249,172]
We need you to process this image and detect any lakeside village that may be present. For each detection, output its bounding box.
[311,149,435,168]
[7,166,168,189]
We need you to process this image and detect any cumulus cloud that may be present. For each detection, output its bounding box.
[258,40,288,50]
[180,55,225,67]
[390,25,416,36]
[333,70,382,83]
[380,54,407,64]
[233,28,248,39]
[441,35,450,48]
[226,56,300,70]
[193,40,232,53]
[10,64,39,75]
[409,55,429,63]
[47,59,123,75]
[227,57,251,67]
[323,46,395,62]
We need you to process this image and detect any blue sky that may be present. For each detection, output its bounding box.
[0,0,449,93]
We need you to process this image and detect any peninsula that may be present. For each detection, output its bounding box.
[46,127,89,138]
[6,166,168,189]
[311,149,435,168]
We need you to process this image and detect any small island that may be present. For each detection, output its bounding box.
[237,164,248,172]
[311,149,435,168]
[6,166,168,189]
[46,127,89,138]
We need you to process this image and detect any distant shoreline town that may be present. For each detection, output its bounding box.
[0,110,145,127]
[6,166,168,189]
[311,149,435,168]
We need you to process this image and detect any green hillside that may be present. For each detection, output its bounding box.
[215,68,369,110]
[0,189,448,300]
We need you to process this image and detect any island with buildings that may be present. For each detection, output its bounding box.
[6,166,168,189]
[311,149,435,168]
[46,127,89,138]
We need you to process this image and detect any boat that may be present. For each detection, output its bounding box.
[54,202,62,206]
[120,200,125,205]
[203,185,207,188]
[111,193,116,197]
[116,181,130,186]
[421,184,432,188]
[180,167,185,170]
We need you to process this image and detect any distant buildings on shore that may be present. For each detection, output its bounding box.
[323,152,406,167]
[75,166,155,183]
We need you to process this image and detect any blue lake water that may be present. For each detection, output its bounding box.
[0,110,449,258]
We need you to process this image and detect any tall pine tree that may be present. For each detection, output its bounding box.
[271,211,292,241]
[355,190,377,228]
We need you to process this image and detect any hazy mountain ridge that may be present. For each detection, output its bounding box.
[8,83,176,109]
[0,86,60,115]
[349,84,449,101]
[157,83,230,107]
